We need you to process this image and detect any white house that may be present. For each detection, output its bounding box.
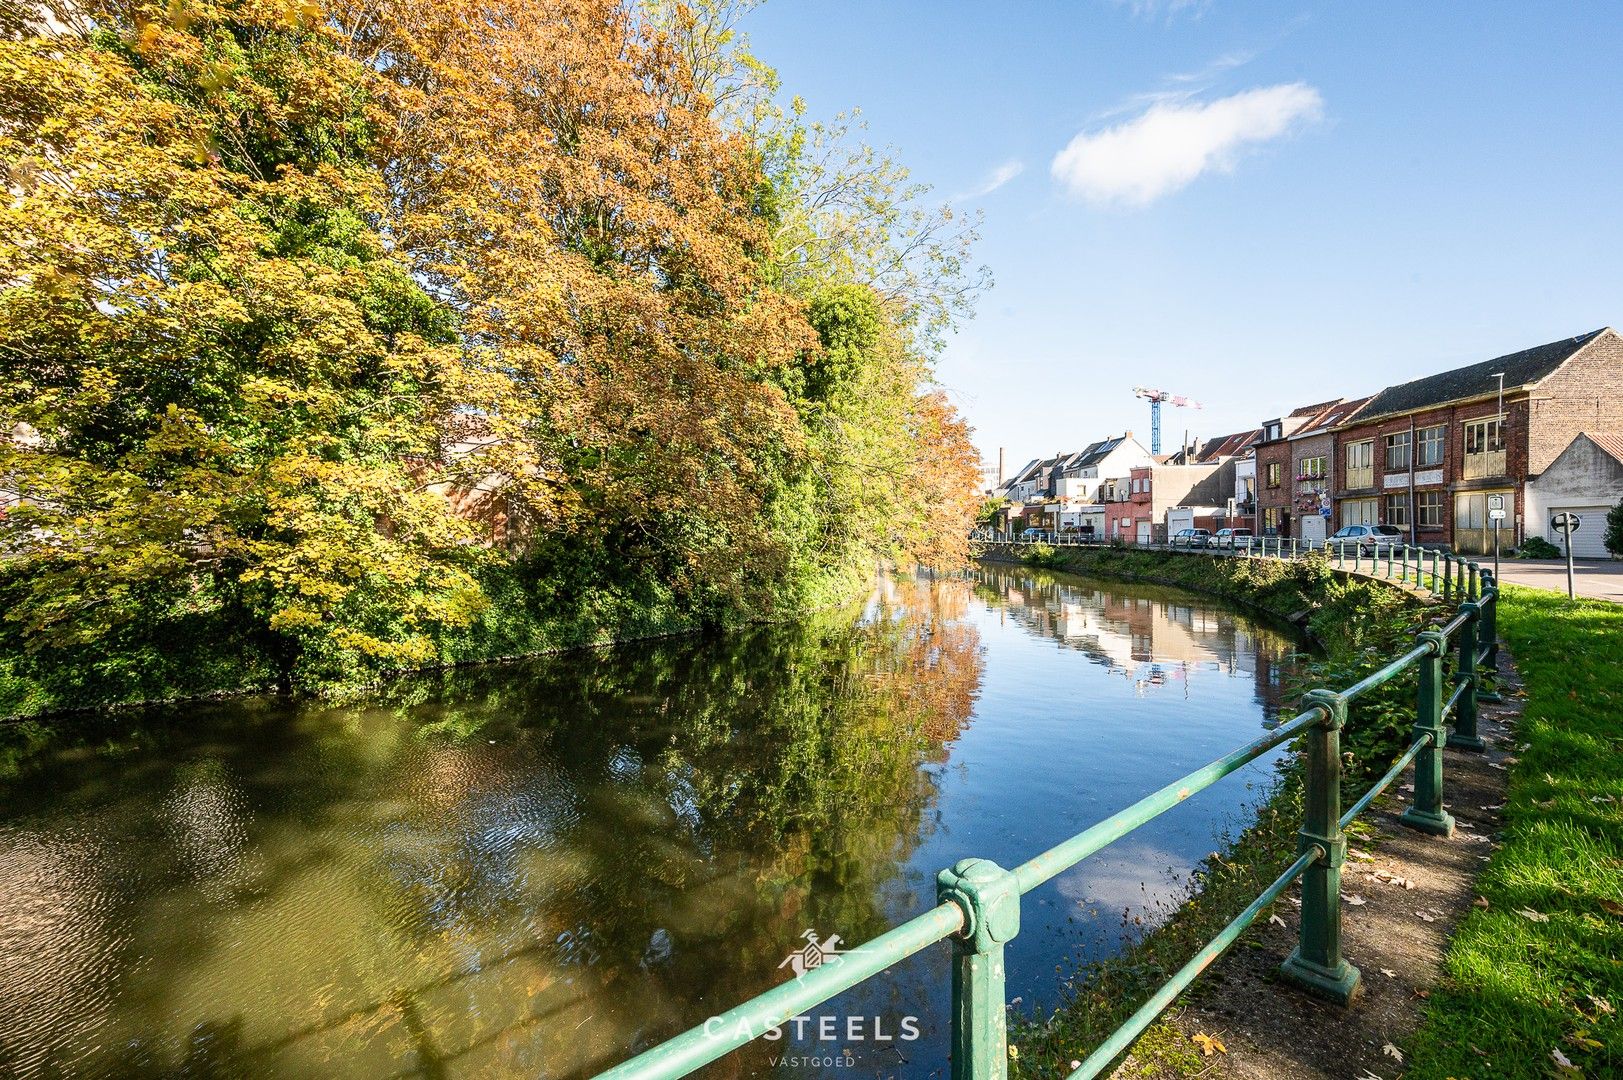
[1525,433,1622,558]
[1052,433,1154,535]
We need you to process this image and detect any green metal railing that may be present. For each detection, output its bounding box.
[598,550,1499,1080]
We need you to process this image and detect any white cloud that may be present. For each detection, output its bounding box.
[955,159,1025,201]
[1112,0,1211,22]
[1050,82,1324,208]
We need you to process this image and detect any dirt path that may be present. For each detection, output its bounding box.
[1114,650,1522,1080]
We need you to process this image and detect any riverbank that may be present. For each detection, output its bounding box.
[979,547,1509,1078]
[0,558,871,723]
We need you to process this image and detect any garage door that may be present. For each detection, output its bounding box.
[1547,505,1612,559]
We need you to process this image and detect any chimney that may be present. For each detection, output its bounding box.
[997,447,1005,485]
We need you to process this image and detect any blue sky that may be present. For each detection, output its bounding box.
[739,0,1623,469]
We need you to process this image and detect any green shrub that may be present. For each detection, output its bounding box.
[1516,536,1562,559]
[1605,498,1623,556]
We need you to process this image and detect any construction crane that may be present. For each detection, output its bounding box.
[1132,387,1203,455]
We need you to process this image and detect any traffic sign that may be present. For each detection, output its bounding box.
[1552,512,1581,533]
[1488,494,1505,511]
[1488,508,1506,521]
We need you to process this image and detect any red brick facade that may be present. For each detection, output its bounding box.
[1253,438,1291,535]
[1327,328,1623,553]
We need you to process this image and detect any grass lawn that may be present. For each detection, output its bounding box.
[1407,585,1623,1078]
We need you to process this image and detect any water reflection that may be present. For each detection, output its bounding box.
[0,569,1301,1079]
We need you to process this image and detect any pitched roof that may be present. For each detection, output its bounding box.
[1288,399,1342,420]
[1581,432,1623,467]
[1197,429,1262,462]
[1353,329,1608,422]
[1073,435,1126,469]
[1291,396,1372,438]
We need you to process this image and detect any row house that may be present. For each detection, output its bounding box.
[1253,398,1370,541]
[1329,328,1623,553]
[1108,462,1220,544]
[994,435,1152,532]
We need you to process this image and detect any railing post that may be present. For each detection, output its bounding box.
[1401,631,1456,836]
[1469,562,1479,601]
[1480,571,1498,671]
[1477,572,1501,702]
[1447,600,1486,751]
[1281,689,1360,1004]
[1429,549,1438,594]
[938,858,1021,1080]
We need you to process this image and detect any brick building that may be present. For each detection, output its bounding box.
[1328,328,1623,553]
[1251,400,1347,537]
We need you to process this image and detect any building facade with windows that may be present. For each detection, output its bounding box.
[1329,328,1623,553]
[1252,400,1352,538]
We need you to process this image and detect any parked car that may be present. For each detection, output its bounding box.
[1170,528,1212,548]
[1213,527,1253,550]
[1328,523,1405,552]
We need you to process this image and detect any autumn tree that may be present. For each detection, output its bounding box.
[1,0,987,711]
[339,0,820,618]
[0,0,488,685]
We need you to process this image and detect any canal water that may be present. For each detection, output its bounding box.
[0,566,1303,1079]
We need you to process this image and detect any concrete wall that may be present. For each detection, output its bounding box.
[1526,435,1623,554]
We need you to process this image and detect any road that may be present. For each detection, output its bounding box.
[1488,558,1623,602]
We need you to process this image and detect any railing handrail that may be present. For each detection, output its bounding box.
[598,546,1499,1080]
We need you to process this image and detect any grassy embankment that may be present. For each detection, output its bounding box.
[1405,585,1622,1079]
[983,545,1442,1076]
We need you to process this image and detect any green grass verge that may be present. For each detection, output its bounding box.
[1406,585,1623,1079]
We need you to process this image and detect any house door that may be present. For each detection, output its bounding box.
[1454,489,1513,554]
[1301,513,1327,544]
[1136,521,1151,545]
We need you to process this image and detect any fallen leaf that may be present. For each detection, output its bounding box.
[1269,914,1287,928]
[1070,1062,1081,1071]
[1599,898,1623,917]
[1383,1041,1404,1063]
[1380,968,1397,978]
[1516,907,1550,923]
[1473,896,1490,909]
[1552,1047,1581,1075]
[1345,894,1368,906]
[1191,1032,1226,1057]
[1414,910,1436,922]
[1589,995,1615,1016]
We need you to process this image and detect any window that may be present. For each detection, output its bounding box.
[1386,492,1410,527]
[1417,490,1443,528]
[1342,497,1379,526]
[1263,507,1281,531]
[1464,418,1504,454]
[1385,431,1411,471]
[1345,440,1374,488]
[1463,418,1506,479]
[1266,462,1282,488]
[1300,455,1326,480]
[1417,425,1445,467]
